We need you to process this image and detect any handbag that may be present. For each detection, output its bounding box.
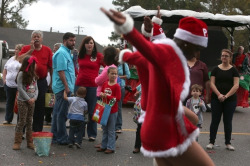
[45,93,55,108]
[92,98,116,126]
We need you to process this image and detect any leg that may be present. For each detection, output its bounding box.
[134,123,142,148]
[101,125,108,149]
[223,100,237,145]
[51,90,69,144]
[4,85,17,123]
[33,79,47,132]
[26,103,35,149]
[51,97,59,143]
[75,121,85,145]
[106,112,118,151]
[133,123,141,153]
[68,121,76,145]
[85,87,97,139]
[45,107,53,124]
[116,87,125,131]
[155,142,214,166]
[13,100,28,150]
[209,99,223,144]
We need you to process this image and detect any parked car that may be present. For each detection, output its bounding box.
[0,40,9,101]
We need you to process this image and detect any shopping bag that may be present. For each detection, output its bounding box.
[45,93,55,108]
[32,132,53,157]
[13,92,18,114]
[133,97,141,124]
[92,98,116,126]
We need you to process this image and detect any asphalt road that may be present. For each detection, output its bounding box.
[1,101,250,166]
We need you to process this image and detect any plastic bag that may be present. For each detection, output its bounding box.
[45,93,55,108]
[32,132,53,156]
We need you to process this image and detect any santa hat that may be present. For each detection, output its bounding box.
[141,16,166,41]
[174,17,208,47]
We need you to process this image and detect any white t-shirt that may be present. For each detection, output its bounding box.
[4,56,21,88]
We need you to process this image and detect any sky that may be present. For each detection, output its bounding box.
[21,0,116,46]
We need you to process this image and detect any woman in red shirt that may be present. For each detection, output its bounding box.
[75,36,105,141]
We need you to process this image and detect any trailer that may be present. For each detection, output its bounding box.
[122,6,250,107]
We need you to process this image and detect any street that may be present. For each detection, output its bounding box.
[1,101,250,166]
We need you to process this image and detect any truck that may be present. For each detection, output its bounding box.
[0,40,9,101]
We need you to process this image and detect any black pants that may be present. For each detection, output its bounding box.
[134,123,141,149]
[45,107,53,123]
[32,78,48,132]
[209,99,237,145]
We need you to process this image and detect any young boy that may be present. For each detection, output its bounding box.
[64,87,88,148]
[186,84,207,128]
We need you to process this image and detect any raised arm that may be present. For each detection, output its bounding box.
[101,8,171,68]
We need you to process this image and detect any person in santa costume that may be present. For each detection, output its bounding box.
[101,7,214,166]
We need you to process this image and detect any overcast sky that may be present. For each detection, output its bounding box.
[21,0,116,46]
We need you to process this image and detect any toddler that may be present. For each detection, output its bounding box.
[64,87,88,148]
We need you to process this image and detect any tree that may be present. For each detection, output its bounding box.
[0,0,37,28]
[110,0,249,51]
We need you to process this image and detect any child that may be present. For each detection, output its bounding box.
[133,84,142,153]
[63,87,88,149]
[13,56,38,150]
[97,66,121,154]
[186,84,207,129]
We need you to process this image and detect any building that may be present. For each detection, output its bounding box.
[0,27,104,52]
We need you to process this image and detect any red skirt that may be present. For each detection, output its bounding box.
[237,86,249,108]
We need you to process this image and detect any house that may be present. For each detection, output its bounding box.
[0,27,104,52]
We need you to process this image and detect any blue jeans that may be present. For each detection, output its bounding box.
[101,112,118,150]
[51,90,70,144]
[209,99,237,145]
[4,84,17,122]
[84,87,97,138]
[116,87,125,130]
[68,120,85,145]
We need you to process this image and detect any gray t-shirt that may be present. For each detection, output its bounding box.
[17,71,38,101]
[67,96,88,121]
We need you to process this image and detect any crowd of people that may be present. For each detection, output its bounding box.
[2,5,250,166]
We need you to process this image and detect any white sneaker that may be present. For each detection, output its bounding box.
[206,143,214,150]
[226,144,235,151]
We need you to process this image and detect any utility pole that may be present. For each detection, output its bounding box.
[74,26,84,35]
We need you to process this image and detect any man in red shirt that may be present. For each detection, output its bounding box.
[19,30,53,132]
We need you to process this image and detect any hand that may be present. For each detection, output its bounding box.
[144,16,153,33]
[100,7,126,25]
[218,94,224,102]
[156,5,161,18]
[29,40,35,52]
[205,95,210,104]
[65,86,70,95]
[100,92,107,98]
[28,98,35,105]
[198,102,203,107]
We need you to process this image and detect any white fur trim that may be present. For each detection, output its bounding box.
[174,28,208,47]
[138,109,146,123]
[114,14,134,35]
[141,128,199,157]
[118,49,132,64]
[152,16,163,25]
[141,24,153,38]
[151,33,167,41]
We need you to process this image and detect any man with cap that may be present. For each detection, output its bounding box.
[101,8,214,166]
